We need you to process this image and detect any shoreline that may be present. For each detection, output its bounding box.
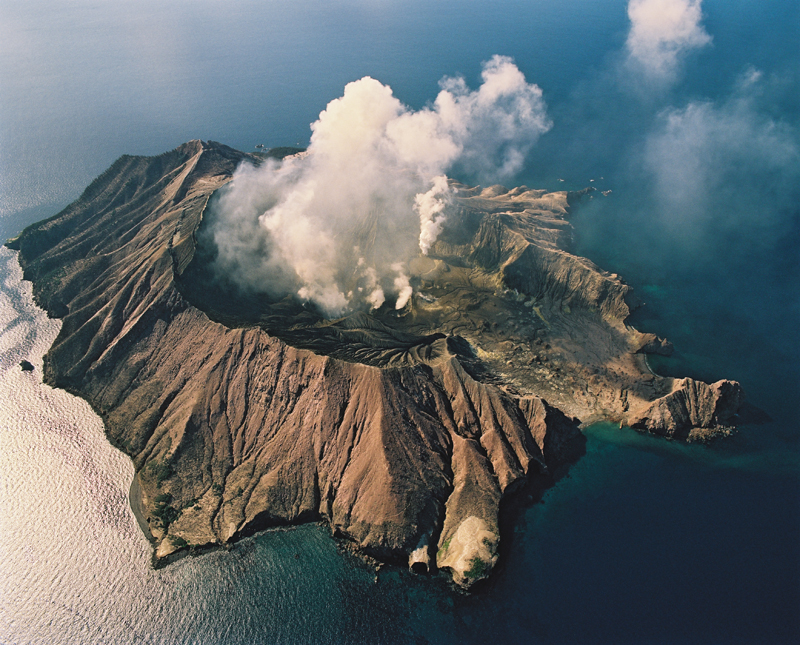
[128,473,156,545]
[10,140,743,588]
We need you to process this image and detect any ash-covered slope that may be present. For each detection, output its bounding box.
[7,141,742,588]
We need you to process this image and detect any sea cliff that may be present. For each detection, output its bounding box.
[7,140,743,587]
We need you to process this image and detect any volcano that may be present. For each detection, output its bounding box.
[7,140,743,588]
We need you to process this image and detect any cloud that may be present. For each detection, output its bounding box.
[416,175,451,255]
[209,56,550,316]
[626,0,711,82]
[640,68,799,254]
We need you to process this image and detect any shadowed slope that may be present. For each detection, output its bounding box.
[7,141,741,587]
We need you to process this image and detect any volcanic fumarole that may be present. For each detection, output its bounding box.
[6,59,743,588]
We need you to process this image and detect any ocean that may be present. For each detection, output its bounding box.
[1,1,798,643]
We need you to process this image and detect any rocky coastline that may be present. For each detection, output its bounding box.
[6,140,743,588]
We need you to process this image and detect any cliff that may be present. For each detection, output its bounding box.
[7,141,742,588]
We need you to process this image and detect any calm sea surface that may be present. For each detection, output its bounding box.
[1,1,798,643]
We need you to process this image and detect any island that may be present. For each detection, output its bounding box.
[6,140,743,588]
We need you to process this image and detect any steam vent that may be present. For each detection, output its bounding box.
[7,141,743,588]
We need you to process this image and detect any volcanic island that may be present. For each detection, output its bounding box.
[7,140,744,588]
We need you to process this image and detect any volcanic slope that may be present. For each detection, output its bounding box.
[7,141,742,588]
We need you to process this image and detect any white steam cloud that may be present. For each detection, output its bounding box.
[641,68,799,252]
[210,56,550,316]
[416,175,451,255]
[626,0,711,82]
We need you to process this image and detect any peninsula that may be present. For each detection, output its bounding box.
[7,141,743,588]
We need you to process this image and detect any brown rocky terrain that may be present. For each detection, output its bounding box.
[7,140,743,588]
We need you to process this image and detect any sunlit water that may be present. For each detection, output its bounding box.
[0,248,453,644]
[1,251,797,644]
[1,1,798,643]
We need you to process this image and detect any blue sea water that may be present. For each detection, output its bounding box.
[1,1,798,643]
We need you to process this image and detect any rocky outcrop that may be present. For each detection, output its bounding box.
[628,377,744,439]
[635,333,674,356]
[7,141,743,589]
[402,183,743,441]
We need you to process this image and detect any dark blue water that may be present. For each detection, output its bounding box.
[1,1,798,643]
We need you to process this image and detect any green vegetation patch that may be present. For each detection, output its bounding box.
[436,536,452,559]
[147,459,173,487]
[152,492,180,530]
[465,556,488,579]
[169,535,189,548]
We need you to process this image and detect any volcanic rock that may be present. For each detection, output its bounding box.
[636,333,674,356]
[7,141,743,588]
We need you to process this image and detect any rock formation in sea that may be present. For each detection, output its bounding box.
[6,140,743,588]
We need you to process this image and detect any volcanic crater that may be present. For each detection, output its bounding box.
[7,140,743,588]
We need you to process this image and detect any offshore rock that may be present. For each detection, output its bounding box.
[636,333,674,356]
[7,141,743,588]
[628,378,744,439]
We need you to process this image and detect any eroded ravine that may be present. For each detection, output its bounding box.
[7,141,743,588]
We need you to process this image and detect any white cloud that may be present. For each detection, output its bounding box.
[642,72,799,247]
[210,57,550,316]
[626,0,712,81]
[415,175,451,255]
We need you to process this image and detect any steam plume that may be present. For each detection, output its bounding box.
[416,175,451,255]
[210,56,550,316]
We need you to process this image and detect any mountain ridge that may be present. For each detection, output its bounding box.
[7,140,743,588]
